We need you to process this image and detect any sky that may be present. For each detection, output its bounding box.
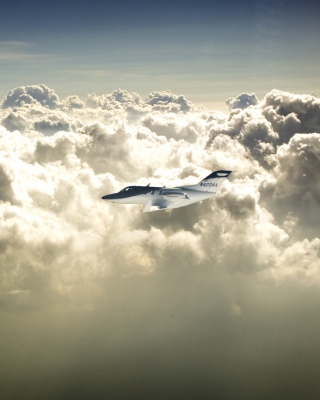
[1,0,320,110]
[1,1,320,400]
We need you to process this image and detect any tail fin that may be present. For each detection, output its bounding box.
[182,170,232,192]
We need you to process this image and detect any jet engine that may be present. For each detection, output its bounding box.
[159,190,189,201]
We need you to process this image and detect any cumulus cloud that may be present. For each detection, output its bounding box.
[1,85,320,400]
[0,84,319,292]
[262,89,320,133]
[34,117,73,135]
[145,90,195,113]
[141,112,200,142]
[62,95,85,109]
[2,84,61,109]
[1,111,29,132]
[226,93,258,110]
[86,88,142,110]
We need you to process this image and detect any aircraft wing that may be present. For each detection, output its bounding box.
[143,198,190,212]
[143,199,169,212]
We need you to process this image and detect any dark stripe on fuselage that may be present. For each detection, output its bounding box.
[102,186,160,200]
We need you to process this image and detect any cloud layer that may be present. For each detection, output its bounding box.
[1,85,320,399]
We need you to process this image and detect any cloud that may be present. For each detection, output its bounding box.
[62,95,85,109]
[226,93,258,110]
[1,84,320,400]
[262,90,320,133]
[1,112,29,132]
[141,112,200,142]
[260,132,320,239]
[86,88,142,110]
[0,85,319,279]
[1,84,61,109]
[0,84,318,290]
[145,91,195,113]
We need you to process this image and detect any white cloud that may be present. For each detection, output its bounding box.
[2,84,61,109]
[86,88,142,110]
[145,91,195,113]
[0,84,319,299]
[226,93,258,110]
[62,95,85,110]
[1,112,29,132]
[261,89,320,133]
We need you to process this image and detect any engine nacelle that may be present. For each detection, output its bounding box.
[159,190,189,201]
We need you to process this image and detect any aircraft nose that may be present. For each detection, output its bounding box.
[102,194,113,200]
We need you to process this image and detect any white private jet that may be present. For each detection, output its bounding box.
[102,170,231,212]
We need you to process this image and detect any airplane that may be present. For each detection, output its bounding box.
[102,170,232,212]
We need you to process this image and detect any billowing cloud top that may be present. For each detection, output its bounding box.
[226,93,258,110]
[2,84,61,109]
[0,84,319,297]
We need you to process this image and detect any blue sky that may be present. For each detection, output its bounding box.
[1,0,320,110]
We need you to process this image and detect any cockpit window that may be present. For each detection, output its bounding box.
[120,187,132,192]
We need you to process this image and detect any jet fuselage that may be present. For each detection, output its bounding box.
[102,170,231,212]
[102,186,213,206]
